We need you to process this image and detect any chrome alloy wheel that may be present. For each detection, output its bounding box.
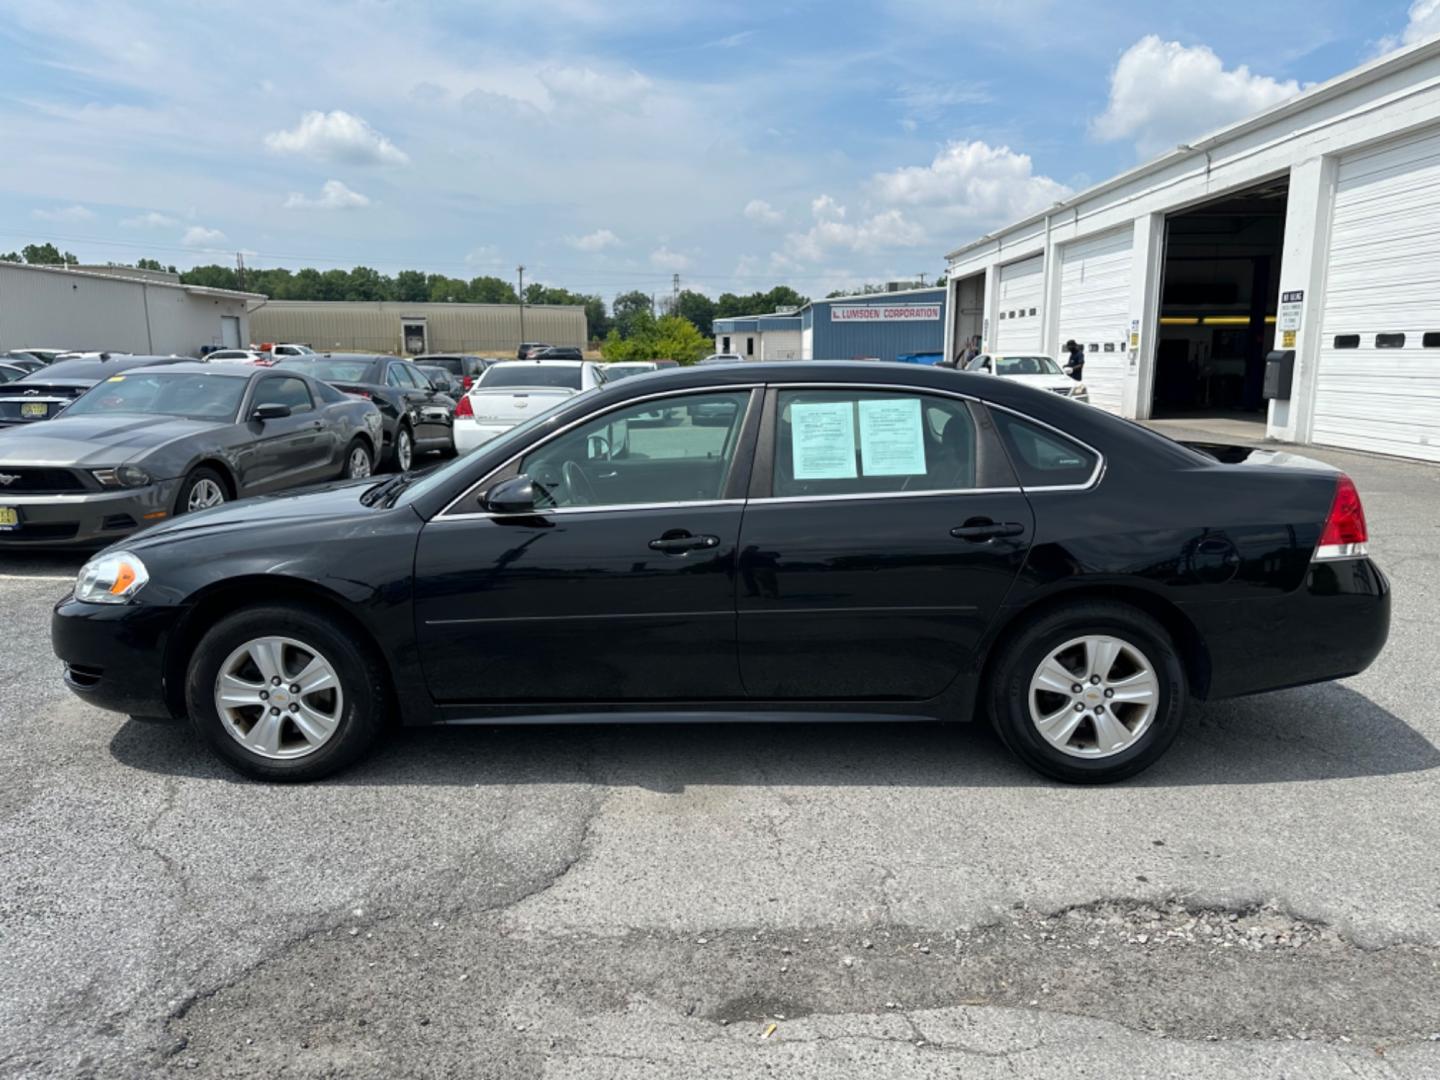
[347,445,372,479]
[214,636,345,760]
[1028,635,1160,758]
[187,477,226,512]
[395,427,413,471]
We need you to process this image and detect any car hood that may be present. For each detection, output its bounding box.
[121,479,385,550]
[999,373,1077,391]
[0,415,229,467]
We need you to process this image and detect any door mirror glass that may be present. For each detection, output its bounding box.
[251,402,292,421]
[483,475,539,514]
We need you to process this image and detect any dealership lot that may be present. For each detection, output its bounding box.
[1,434,1438,1078]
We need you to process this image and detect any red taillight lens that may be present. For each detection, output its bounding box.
[347,390,372,400]
[1317,473,1368,553]
[462,375,474,391]
[455,394,474,418]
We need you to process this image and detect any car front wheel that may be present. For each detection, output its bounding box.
[184,603,389,781]
[986,602,1186,783]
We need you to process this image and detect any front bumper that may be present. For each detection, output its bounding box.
[51,595,185,717]
[454,420,516,455]
[1180,557,1391,699]
[0,480,180,547]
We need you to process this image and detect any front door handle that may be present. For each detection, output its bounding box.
[950,520,1026,542]
[648,531,721,554]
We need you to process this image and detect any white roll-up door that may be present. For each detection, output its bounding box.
[993,256,1043,352]
[1312,126,1440,462]
[1057,227,1133,414]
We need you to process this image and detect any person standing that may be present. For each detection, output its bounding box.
[1063,339,1085,381]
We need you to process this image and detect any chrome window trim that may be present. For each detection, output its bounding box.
[438,384,762,518]
[430,497,747,522]
[753,487,1022,506]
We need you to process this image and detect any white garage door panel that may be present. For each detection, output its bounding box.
[1313,126,1440,462]
[1057,227,1133,415]
[994,256,1043,352]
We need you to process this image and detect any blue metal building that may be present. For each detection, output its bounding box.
[715,287,947,363]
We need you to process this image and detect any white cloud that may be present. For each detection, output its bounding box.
[32,204,94,222]
[870,140,1070,225]
[466,245,503,265]
[283,179,372,210]
[1091,36,1301,158]
[785,198,928,262]
[182,225,227,247]
[569,228,621,252]
[811,194,846,221]
[1377,0,1440,53]
[649,245,691,271]
[743,198,782,224]
[120,210,179,228]
[263,110,409,166]
[537,65,652,109]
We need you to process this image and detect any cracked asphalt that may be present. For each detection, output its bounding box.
[2,433,1439,1078]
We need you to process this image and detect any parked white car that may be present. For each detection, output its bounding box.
[454,359,606,453]
[268,343,316,358]
[204,349,273,366]
[963,353,1088,402]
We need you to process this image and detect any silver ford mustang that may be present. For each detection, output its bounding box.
[0,362,383,547]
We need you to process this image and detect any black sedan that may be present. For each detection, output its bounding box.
[276,353,454,470]
[0,354,193,427]
[51,362,1388,783]
[0,363,381,547]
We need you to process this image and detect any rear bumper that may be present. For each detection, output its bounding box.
[51,596,184,717]
[0,481,180,547]
[1180,557,1391,700]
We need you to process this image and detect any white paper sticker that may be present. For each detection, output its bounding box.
[858,398,926,476]
[791,401,856,479]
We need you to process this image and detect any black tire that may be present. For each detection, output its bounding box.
[390,424,414,472]
[184,603,389,781]
[341,437,374,480]
[174,466,229,516]
[986,602,1186,784]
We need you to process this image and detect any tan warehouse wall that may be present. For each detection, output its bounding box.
[249,301,587,355]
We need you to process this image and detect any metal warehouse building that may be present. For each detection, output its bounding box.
[943,36,1440,463]
[249,300,587,357]
[0,262,260,355]
[714,286,946,362]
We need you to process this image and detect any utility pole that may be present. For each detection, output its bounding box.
[672,273,680,311]
[516,265,526,348]
[235,251,246,291]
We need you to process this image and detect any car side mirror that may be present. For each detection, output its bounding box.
[482,475,539,514]
[251,402,292,422]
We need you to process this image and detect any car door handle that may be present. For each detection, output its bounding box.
[648,531,720,554]
[950,520,1026,542]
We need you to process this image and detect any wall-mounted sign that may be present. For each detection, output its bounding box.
[1282,330,1296,348]
[1279,291,1304,334]
[830,303,941,322]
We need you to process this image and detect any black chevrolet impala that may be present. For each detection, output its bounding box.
[51,362,1389,783]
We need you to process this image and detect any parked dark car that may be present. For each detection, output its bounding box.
[530,346,584,361]
[0,354,194,428]
[2,353,47,373]
[0,363,381,547]
[275,353,454,470]
[52,362,1388,784]
[0,363,30,383]
[414,354,491,391]
[517,342,550,359]
[414,364,465,398]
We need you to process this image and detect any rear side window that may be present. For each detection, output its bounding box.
[991,410,1099,488]
[772,389,977,498]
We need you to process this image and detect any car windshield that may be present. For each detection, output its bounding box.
[480,364,582,389]
[63,372,247,420]
[422,357,464,375]
[396,387,598,505]
[603,364,655,380]
[994,355,1063,376]
[280,358,376,383]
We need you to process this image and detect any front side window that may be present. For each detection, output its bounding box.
[518,391,750,509]
[771,389,977,498]
[253,376,314,414]
[991,410,1098,488]
[965,355,993,372]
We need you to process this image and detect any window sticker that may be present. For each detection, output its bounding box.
[858,397,926,476]
[790,401,856,479]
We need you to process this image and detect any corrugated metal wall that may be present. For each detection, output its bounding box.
[810,288,947,361]
[250,301,587,355]
[0,263,250,356]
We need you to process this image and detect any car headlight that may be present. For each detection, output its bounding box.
[75,551,149,604]
[91,465,152,488]
[1069,384,1087,397]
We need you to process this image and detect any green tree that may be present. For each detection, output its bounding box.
[0,251,21,263]
[179,264,240,290]
[346,266,387,301]
[672,290,716,336]
[426,274,469,303]
[394,270,429,302]
[601,313,708,364]
[611,290,654,339]
[22,242,77,266]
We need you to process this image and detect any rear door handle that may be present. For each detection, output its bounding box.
[648,531,721,554]
[950,521,1026,542]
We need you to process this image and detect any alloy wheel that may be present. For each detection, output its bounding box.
[187,478,225,512]
[347,446,372,479]
[1027,635,1159,758]
[214,636,345,760]
[396,429,413,471]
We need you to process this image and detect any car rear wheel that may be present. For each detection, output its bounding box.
[392,425,414,472]
[986,602,1186,783]
[184,603,388,781]
[342,438,373,480]
[175,467,228,516]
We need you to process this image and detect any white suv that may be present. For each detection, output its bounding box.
[454,360,606,453]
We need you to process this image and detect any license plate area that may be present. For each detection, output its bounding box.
[20,403,49,418]
[0,507,19,531]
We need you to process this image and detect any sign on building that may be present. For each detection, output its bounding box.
[830,303,941,322]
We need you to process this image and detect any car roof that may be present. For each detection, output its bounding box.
[121,361,257,378]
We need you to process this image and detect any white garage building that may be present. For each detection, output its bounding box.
[944,36,1440,463]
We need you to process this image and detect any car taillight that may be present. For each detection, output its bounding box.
[462,375,474,391]
[455,394,474,418]
[347,390,372,400]
[1315,473,1368,560]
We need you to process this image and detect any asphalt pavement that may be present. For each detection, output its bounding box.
[2,429,1439,1078]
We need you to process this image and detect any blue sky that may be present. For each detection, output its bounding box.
[1,0,1434,300]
